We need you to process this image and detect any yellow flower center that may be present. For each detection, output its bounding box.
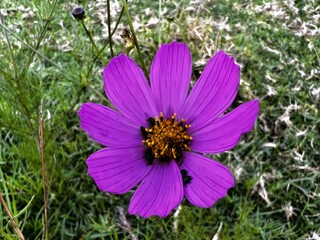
[141,112,192,164]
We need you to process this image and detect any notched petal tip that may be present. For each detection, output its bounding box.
[78,102,98,117]
[214,50,240,73]
[78,102,88,116]
[251,99,260,119]
[181,49,241,128]
[182,153,235,208]
[252,99,260,108]
[161,41,188,48]
[215,50,235,58]
[191,99,260,153]
[103,53,128,72]
[243,99,260,123]
[78,102,93,128]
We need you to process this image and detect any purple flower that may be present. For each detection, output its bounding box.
[79,42,259,218]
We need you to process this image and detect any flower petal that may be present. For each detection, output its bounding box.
[79,102,142,147]
[86,147,150,194]
[181,51,240,131]
[150,42,192,118]
[129,161,183,218]
[104,54,157,126]
[191,100,259,153]
[181,152,234,208]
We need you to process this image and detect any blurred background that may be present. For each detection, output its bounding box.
[0,0,319,239]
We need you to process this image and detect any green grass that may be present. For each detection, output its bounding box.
[0,0,319,239]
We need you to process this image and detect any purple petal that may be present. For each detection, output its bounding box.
[181,51,240,131]
[181,152,234,208]
[129,161,183,218]
[86,147,150,194]
[104,54,158,126]
[79,102,142,147]
[191,100,259,153]
[150,42,192,118]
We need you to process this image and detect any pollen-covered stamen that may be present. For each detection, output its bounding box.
[141,112,192,164]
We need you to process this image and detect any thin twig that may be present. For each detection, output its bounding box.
[19,0,58,82]
[0,21,39,144]
[122,0,149,80]
[40,102,49,240]
[158,0,162,46]
[0,192,25,240]
[0,23,76,83]
[107,0,114,57]
[94,6,124,65]
[80,20,106,66]
[88,6,124,74]
[0,10,18,79]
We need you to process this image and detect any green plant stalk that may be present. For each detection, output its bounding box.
[158,0,162,46]
[107,0,114,57]
[0,11,18,79]
[99,7,124,59]
[19,0,58,82]
[0,23,76,83]
[80,20,106,66]
[89,6,124,71]
[1,19,106,103]
[121,0,149,80]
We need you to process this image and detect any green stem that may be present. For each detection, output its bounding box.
[0,11,18,80]
[89,86,108,101]
[101,7,124,56]
[0,23,78,85]
[19,0,58,82]
[80,20,106,66]
[158,0,162,46]
[107,0,114,57]
[89,6,124,69]
[121,0,149,81]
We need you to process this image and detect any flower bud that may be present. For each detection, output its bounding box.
[72,6,85,20]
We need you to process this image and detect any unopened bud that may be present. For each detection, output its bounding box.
[72,6,85,20]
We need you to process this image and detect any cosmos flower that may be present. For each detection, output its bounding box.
[79,42,259,218]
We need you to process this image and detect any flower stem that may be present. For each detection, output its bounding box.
[158,0,162,46]
[99,7,124,59]
[90,6,124,68]
[80,20,106,66]
[121,0,149,80]
[107,0,114,57]
[0,11,18,79]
